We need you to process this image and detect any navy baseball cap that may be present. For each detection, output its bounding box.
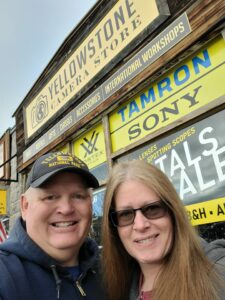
[26,152,99,190]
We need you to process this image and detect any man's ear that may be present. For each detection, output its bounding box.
[20,194,29,221]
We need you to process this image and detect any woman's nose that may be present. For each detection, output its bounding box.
[132,210,150,230]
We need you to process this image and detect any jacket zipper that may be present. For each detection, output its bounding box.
[76,280,86,296]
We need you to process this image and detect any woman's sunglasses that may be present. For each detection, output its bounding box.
[110,200,168,227]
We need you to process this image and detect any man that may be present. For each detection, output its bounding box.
[0,152,105,300]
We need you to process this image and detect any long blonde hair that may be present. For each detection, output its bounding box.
[102,160,222,300]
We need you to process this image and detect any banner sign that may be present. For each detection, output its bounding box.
[118,109,225,225]
[73,123,108,182]
[0,190,7,215]
[23,12,191,163]
[110,36,225,152]
[24,0,170,139]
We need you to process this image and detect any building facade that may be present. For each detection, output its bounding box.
[6,0,225,242]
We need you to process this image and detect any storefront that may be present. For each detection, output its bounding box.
[12,0,225,242]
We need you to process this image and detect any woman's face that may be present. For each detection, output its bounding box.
[114,179,173,269]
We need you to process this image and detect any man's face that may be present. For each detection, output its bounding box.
[21,171,92,266]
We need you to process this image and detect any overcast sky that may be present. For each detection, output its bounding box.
[0,0,96,137]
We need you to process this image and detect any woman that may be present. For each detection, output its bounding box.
[102,160,225,300]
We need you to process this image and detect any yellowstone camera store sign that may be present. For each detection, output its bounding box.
[24,0,170,139]
[23,13,190,163]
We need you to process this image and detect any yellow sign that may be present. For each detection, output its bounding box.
[109,36,225,152]
[186,197,225,226]
[25,0,166,138]
[73,123,106,170]
[0,190,7,215]
[57,144,69,154]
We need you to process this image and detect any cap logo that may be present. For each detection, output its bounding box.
[40,153,86,169]
[57,155,73,162]
[41,152,60,163]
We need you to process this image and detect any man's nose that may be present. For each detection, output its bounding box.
[56,197,75,214]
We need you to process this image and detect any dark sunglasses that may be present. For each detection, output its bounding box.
[110,200,168,227]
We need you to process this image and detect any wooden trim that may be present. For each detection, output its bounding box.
[102,116,113,170]
[0,130,11,180]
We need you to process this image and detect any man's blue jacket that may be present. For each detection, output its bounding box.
[0,217,105,300]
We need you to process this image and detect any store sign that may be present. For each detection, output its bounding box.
[23,12,191,163]
[24,0,170,139]
[73,123,106,169]
[73,123,108,182]
[186,198,225,226]
[0,190,7,215]
[109,36,225,152]
[57,144,69,154]
[118,109,225,225]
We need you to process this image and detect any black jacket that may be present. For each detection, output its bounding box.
[0,217,105,300]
